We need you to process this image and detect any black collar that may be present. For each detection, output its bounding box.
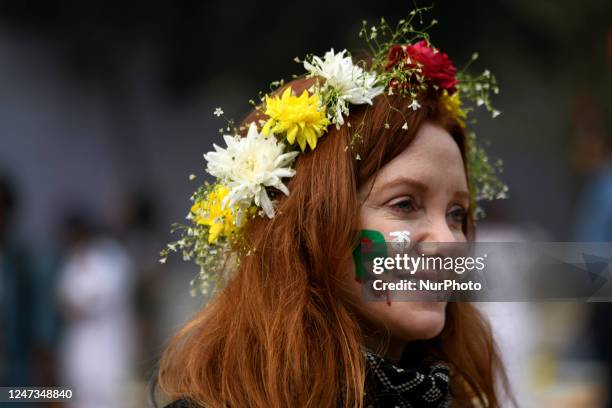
[363,348,451,408]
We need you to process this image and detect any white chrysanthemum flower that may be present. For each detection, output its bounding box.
[203,122,299,218]
[304,49,384,127]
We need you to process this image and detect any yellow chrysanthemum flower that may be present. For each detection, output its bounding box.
[262,87,330,151]
[191,185,237,244]
[441,90,467,128]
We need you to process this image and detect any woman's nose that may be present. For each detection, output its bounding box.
[409,218,460,260]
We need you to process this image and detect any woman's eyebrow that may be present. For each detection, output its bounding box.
[375,176,429,194]
[454,190,470,203]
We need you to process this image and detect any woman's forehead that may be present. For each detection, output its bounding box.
[374,123,467,188]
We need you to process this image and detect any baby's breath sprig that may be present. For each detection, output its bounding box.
[359,6,434,71]
[457,69,500,119]
[212,106,240,135]
[466,132,508,219]
[357,8,437,103]
[455,62,506,218]
[269,79,285,92]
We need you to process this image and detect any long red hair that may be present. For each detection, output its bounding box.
[158,78,508,407]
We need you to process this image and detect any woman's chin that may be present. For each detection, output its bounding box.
[388,301,447,341]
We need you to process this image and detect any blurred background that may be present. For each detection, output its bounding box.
[0,0,610,407]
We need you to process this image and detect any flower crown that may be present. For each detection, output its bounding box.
[161,7,508,296]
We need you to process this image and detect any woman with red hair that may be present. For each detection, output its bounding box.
[158,10,509,408]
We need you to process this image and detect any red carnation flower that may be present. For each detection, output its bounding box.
[385,40,458,94]
[385,44,407,70]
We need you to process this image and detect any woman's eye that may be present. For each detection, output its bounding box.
[448,205,468,224]
[388,197,418,213]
